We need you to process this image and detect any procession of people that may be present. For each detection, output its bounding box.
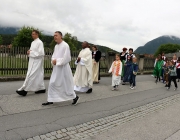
[15,29,180,106]
[153,53,180,90]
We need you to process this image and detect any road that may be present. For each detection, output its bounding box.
[0,75,179,140]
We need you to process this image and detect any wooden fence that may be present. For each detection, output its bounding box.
[0,47,156,77]
[0,47,108,77]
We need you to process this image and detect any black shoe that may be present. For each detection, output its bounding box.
[165,84,168,87]
[155,80,158,84]
[42,102,53,106]
[16,90,27,96]
[72,96,79,105]
[86,88,92,94]
[35,89,46,94]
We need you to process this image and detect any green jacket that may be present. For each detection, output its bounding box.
[153,60,164,77]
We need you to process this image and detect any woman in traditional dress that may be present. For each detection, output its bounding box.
[122,48,135,85]
[92,45,101,84]
[120,47,127,79]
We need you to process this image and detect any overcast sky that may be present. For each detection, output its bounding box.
[0,0,180,51]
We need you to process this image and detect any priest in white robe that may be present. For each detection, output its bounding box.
[74,41,93,93]
[16,30,45,96]
[42,31,79,106]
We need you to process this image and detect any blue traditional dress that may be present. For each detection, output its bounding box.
[123,53,135,83]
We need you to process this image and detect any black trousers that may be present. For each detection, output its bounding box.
[168,76,177,88]
[129,74,136,86]
[177,68,180,79]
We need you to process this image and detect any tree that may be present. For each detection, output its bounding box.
[1,35,16,45]
[0,35,2,45]
[41,35,53,48]
[12,26,42,47]
[154,44,180,56]
[50,39,56,49]
[63,33,78,51]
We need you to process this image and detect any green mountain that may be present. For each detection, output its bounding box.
[135,35,180,54]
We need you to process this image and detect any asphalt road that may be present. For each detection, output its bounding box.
[0,75,179,140]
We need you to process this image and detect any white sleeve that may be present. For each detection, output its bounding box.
[29,42,44,58]
[75,59,85,66]
[75,60,78,65]
[80,59,85,65]
[125,55,128,62]
[154,60,157,67]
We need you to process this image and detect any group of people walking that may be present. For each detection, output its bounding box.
[153,53,180,90]
[16,30,103,106]
[15,30,180,108]
[109,48,138,91]
[15,30,141,107]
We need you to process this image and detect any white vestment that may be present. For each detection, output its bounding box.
[74,48,93,92]
[109,61,122,86]
[18,38,45,91]
[47,41,76,102]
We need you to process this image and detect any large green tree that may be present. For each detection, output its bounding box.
[154,44,180,56]
[12,26,42,47]
[0,35,2,45]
